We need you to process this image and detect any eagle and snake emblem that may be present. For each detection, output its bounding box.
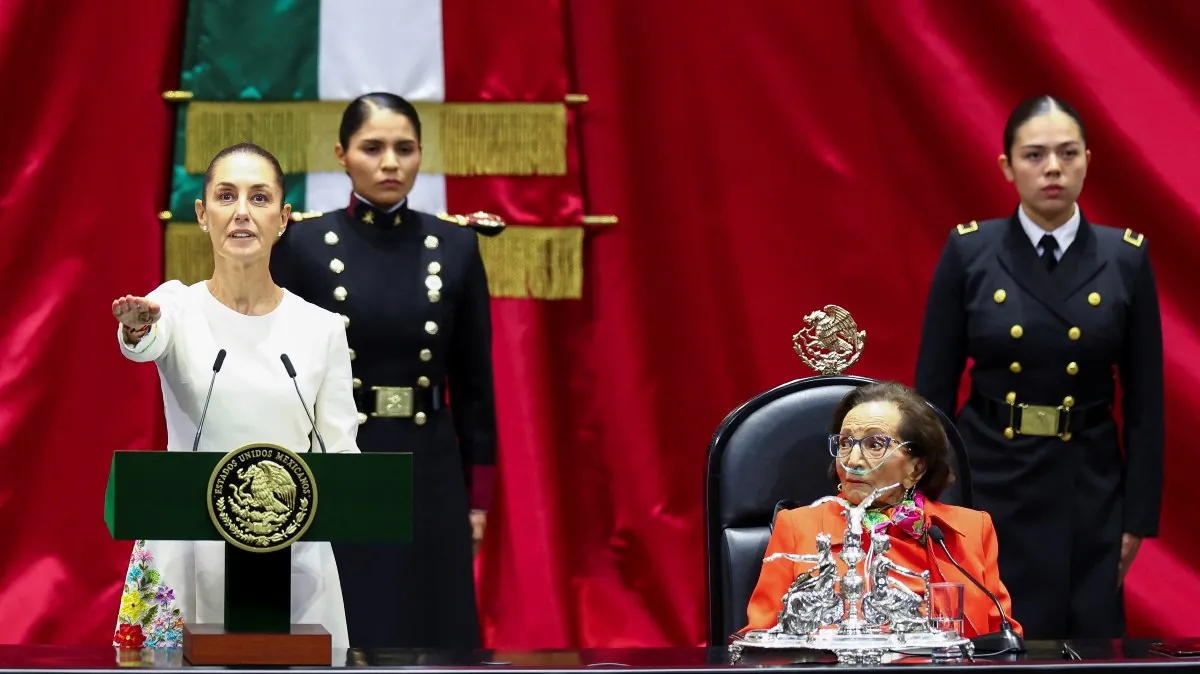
[207,444,317,553]
[791,305,867,375]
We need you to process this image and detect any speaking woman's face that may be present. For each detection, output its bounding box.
[999,109,1091,225]
[833,401,925,506]
[336,106,422,209]
[194,152,290,262]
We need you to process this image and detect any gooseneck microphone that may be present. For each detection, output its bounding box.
[928,525,1026,654]
[192,349,227,452]
[280,353,327,453]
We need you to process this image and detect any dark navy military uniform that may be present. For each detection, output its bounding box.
[271,196,497,651]
[914,210,1163,640]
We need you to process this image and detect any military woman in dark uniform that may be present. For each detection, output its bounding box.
[914,95,1164,640]
[270,92,498,650]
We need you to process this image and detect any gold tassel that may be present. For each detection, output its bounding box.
[164,222,583,300]
[479,227,583,300]
[183,101,566,176]
[164,223,215,285]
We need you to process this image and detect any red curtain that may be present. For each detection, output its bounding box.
[479,0,1199,648]
[0,0,182,644]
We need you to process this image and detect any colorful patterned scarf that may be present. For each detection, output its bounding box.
[860,489,927,541]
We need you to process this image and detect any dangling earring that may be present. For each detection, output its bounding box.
[201,226,208,232]
[837,483,844,493]
[903,483,916,501]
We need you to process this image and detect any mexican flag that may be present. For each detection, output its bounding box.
[164,0,582,299]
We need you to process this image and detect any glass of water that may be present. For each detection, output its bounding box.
[929,582,965,636]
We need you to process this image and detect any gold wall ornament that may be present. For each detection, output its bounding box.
[207,443,318,554]
[792,305,867,375]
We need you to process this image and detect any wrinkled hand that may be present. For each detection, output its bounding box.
[470,510,487,556]
[1118,533,1143,588]
[112,295,161,329]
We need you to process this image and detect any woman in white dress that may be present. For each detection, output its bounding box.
[110,143,360,651]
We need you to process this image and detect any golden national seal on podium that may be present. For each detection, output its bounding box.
[207,443,319,554]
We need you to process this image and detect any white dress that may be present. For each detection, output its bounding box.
[111,280,360,651]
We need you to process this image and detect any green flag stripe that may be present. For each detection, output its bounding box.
[180,0,320,101]
[170,0,318,220]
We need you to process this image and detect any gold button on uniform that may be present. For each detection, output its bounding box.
[353,378,362,389]
[1068,327,1081,341]
[414,412,428,426]
[324,231,339,245]
[417,376,430,388]
[1088,292,1101,306]
[1010,325,1023,339]
[1066,362,1079,375]
[1009,362,1022,373]
[330,258,345,273]
[333,286,348,302]
[425,321,438,335]
[428,261,442,275]
[424,235,439,249]
[1004,427,1015,439]
[426,276,443,291]
[1063,396,1075,408]
[349,348,356,361]
[419,348,432,362]
[428,290,441,303]
[1005,391,1016,404]
[993,289,1007,303]
[341,314,350,329]
[357,412,368,425]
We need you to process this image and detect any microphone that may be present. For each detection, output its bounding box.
[928,524,1026,654]
[280,354,327,453]
[192,349,227,452]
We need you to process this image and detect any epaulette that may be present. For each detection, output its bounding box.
[289,211,323,222]
[437,211,507,237]
[1122,228,1145,248]
[955,220,979,235]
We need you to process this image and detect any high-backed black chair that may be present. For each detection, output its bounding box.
[704,374,972,645]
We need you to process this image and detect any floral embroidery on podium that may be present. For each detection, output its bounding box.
[113,540,185,648]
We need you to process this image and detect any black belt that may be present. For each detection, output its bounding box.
[353,383,446,420]
[968,392,1111,439]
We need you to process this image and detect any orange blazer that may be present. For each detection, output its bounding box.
[743,499,1022,638]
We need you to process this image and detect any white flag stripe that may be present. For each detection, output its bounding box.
[317,0,446,102]
[305,172,448,217]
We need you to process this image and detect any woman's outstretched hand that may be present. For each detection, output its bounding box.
[112,295,161,331]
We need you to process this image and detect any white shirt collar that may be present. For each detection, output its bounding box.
[1017,203,1080,260]
[354,193,406,214]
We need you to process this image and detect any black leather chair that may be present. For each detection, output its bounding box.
[704,374,972,644]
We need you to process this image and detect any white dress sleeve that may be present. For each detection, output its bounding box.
[314,314,361,454]
[116,280,188,362]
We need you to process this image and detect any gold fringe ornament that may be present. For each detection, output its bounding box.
[183,101,566,176]
[164,222,583,300]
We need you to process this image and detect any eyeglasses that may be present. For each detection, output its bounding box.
[828,434,910,460]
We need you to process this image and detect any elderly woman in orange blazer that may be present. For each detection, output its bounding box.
[744,381,1022,639]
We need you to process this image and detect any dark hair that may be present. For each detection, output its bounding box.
[828,381,955,500]
[1003,95,1087,157]
[338,92,422,147]
[201,142,285,200]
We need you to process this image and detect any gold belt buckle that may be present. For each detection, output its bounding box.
[371,386,414,418]
[1018,404,1060,436]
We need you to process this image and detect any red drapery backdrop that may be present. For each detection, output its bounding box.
[0,0,1195,649]
[0,0,182,644]
[480,0,1200,648]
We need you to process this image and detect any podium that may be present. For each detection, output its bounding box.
[104,447,412,666]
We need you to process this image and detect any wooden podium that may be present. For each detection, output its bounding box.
[104,448,412,665]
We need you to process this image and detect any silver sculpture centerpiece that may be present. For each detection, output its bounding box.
[729,484,973,665]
